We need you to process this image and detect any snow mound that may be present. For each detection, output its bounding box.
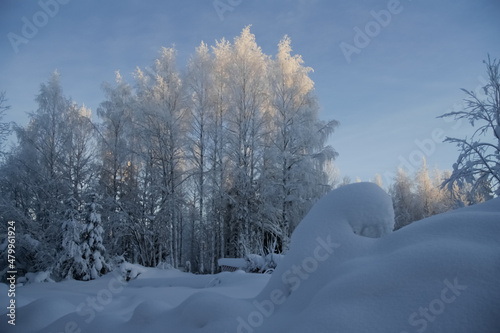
[252,183,395,325]
[0,297,75,333]
[302,182,395,238]
[250,183,500,332]
[127,300,171,325]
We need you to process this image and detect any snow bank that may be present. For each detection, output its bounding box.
[219,254,284,273]
[252,182,398,329]
[2,182,499,333]
[316,182,395,238]
[251,183,500,332]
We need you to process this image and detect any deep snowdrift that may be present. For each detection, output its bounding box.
[1,182,499,333]
[255,183,500,332]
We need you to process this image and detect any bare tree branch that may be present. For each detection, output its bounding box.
[440,55,500,197]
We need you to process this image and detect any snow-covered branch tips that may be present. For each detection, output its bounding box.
[439,56,500,196]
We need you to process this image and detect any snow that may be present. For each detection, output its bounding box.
[219,254,285,273]
[119,262,147,281]
[1,182,499,332]
[218,258,247,270]
[18,271,55,285]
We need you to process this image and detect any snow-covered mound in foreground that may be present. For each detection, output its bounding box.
[255,182,396,315]
[253,183,500,333]
[2,182,499,333]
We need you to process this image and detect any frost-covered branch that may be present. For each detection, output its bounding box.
[440,56,500,196]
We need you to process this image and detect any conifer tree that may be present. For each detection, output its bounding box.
[57,197,88,280]
[81,193,109,280]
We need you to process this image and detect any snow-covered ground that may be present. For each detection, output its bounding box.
[1,182,499,332]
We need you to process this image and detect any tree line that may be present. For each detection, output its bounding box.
[388,158,493,230]
[390,55,499,229]
[0,27,338,279]
[0,28,497,281]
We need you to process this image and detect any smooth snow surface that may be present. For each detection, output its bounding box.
[1,182,499,333]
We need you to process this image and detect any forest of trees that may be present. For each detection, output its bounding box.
[0,27,497,281]
[388,158,493,230]
[0,27,338,279]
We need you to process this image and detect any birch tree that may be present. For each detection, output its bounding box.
[225,26,269,256]
[97,72,137,258]
[13,72,73,271]
[264,35,338,250]
[390,168,419,230]
[135,47,189,268]
[440,56,500,196]
[186,42,223,272]
[210,38,232,261]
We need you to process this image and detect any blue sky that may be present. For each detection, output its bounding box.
[1,0,499,186]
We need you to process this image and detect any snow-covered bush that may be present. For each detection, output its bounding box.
[119,261,147,281]
[0,232,46,282]
[244,253,285,273]
[17,271,55,285]
[263,253,284,272]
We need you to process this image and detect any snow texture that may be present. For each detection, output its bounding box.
[18,271,55,285]
[1,182,499,333]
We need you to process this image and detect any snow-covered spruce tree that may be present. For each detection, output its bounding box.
[81,193,109,280]
[56,197,88,280]
[439,55,500,197]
